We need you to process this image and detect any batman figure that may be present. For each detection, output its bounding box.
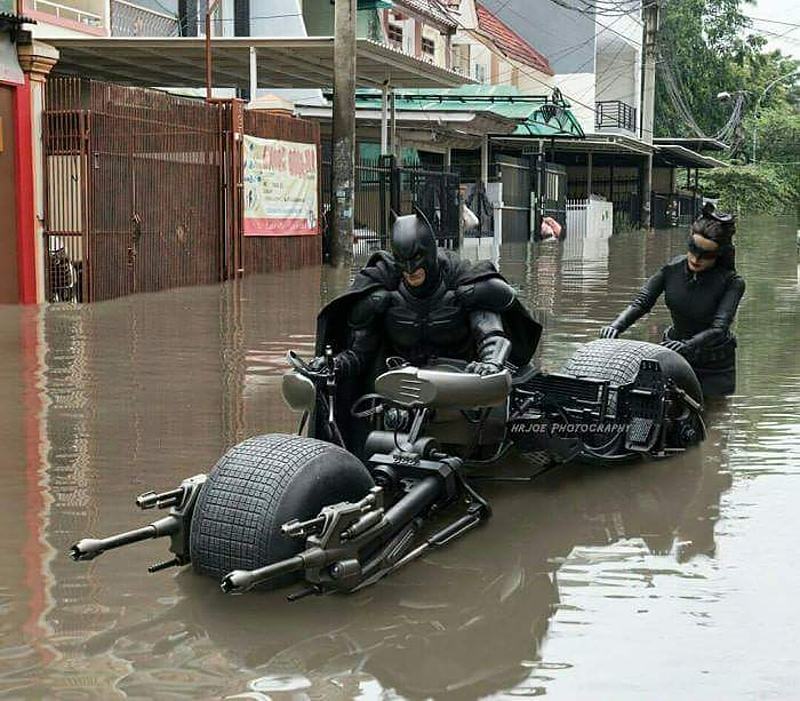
[312,208,541,452]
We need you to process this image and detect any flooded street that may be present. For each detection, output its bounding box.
[1,217,799,699]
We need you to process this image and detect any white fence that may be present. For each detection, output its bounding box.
[566,198,614,239]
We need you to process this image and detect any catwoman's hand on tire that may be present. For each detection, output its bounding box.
[661,339,688,355]
[599,326,620,339]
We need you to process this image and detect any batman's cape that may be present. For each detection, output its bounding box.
[312,250,542,455]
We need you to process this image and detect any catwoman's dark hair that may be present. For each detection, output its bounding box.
[691,204,737,271]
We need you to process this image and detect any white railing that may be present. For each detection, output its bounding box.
[114,0,176,21]
[111,0,180,36]
[30,0,103,27]
[566,198,613,239]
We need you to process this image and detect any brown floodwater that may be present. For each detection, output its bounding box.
[1,218,799,700]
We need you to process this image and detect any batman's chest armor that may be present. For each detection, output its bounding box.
[383,280,471,361]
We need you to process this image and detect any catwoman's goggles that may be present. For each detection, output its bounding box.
[686,236,719,260]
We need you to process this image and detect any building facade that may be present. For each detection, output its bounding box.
[478,0,641,138]
[22,0,179,39]
[448,0,554,92]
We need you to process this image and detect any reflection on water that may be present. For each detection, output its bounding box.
[0,217,798,699]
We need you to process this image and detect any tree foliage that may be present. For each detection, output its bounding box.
[654,0,799,144]
[700,165,793,214]
[656,0,800,211]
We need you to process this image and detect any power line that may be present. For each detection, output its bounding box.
[745,15,800,29]
[427,0,659,136]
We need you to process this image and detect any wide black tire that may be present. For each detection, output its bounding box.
[561,338,702,404]
[190,434,374,586]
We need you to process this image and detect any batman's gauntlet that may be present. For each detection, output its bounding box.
[466,335,512,376]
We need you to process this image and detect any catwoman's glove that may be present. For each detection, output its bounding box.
[660,339,689,355]
[600,305,645,339]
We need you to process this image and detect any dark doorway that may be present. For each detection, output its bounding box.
[497,155,531,243]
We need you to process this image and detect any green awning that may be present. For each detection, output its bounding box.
[513,107,585,137]
[353,85,585,138]
[359,142,419,163]
[358,0,393,8]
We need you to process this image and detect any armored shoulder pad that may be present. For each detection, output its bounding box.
[457,277,516,312]
[349,290,390,329]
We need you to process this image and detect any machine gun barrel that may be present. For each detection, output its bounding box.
[220,555,306,594]
[382,476,441,532]
[220,476,444,595]
[70,516,179,562]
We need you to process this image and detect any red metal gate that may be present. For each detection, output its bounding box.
[44,78,225,302]
[43,78,322,302]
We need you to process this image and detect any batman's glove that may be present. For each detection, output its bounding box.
[466,335,512,376]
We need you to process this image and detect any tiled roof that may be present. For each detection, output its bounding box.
[396,0,458,29]
[475,3,554,76]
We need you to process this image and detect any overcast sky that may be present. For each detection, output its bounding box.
[747,0,800,59]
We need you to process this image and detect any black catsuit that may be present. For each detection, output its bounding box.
[615,255,745,396]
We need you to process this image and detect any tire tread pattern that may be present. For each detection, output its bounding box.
[561,339,666,386]
[190,434,335,579]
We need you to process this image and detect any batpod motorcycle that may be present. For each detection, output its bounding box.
[70,338,705,598]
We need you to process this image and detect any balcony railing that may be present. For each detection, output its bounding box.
[111,0,179,36]
[595,100,637,133]
[28,0,103,27]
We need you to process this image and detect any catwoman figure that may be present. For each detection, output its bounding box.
[312,208,541,453]
[600,205,745,396]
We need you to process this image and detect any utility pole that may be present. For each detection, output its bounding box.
[752,69,800,164]
[640,0,659,230]
[205,0,222,100]
[330,0,357,268]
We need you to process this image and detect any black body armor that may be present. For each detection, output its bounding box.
[607,255,746,395]
[337,269,516,374]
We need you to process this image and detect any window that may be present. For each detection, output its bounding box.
[387,22,403,47]
[386,12,405,50]
[474,62,487,83]
[422,36,435,57]
[452,43,470,75]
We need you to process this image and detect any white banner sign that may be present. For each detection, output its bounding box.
[242,135,318,236]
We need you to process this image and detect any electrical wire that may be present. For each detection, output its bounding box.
[426,0,659,137]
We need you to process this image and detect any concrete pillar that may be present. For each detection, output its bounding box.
[586,151,593,199]
[390,88,397,157]
[331,0,356,267]
[248,46,257,102]
[480,134,489,186]
[17,40,59,304]
[381,81,389,155]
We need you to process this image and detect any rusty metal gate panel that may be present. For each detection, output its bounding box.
[88,81,223,301]
[44,78,224,303]
[42,78,89,303]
